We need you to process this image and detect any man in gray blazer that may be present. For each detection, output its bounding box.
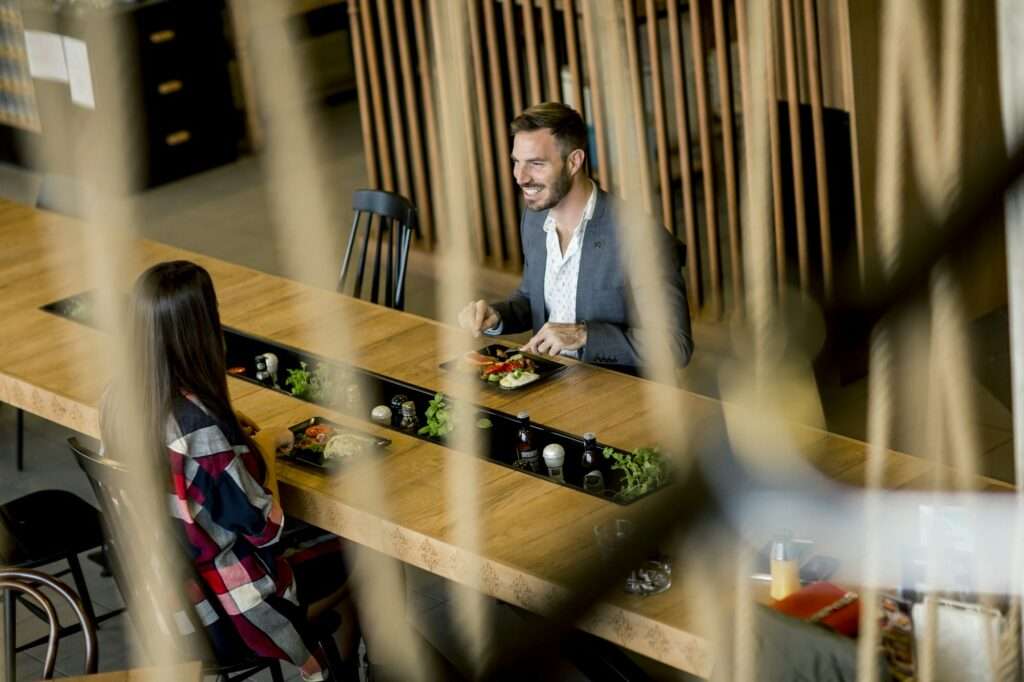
[458,102,693,372]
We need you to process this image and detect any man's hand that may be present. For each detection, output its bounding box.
[236,409,261,436]
[458,299,500,337]
[521,322,587,356]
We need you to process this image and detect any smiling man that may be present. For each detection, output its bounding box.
[458,102,693,373]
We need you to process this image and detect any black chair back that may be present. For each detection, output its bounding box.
[0,568,98,679]
[68,438,216,666]
[338,189,417,310]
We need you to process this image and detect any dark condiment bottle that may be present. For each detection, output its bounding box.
[515,412,541,472]
[390,394,409,427]
[581,432,605,493]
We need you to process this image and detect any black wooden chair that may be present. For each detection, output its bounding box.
[338,189,417,311]
[69,437,347,682]
[1,568,98,680]
[0,483,123,680]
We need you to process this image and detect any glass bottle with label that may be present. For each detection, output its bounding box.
[399,401,419,433]
[581,432,605,493]
[515,412,541,472]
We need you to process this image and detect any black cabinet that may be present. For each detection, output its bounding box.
[18,0,243,190]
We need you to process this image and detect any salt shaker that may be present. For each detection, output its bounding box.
[542,443,565,482]
[370,405,392,425]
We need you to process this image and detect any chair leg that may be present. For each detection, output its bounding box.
[16,407,24,471]
[66,553,98,627]
[5,590,17,682]
[269,660,285,682]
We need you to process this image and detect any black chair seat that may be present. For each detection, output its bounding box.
[0,490,104,565]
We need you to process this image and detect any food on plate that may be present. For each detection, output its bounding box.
[324,433,369,460]
[456,347,547,389]
[499,370,540,388]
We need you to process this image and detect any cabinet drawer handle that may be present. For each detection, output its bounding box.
[165,130,191,146]
[149,29,175,44]
[157,80,183,95]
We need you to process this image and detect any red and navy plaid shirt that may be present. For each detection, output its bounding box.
[166,394,324,680]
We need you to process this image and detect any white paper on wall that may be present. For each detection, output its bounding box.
[24,30,67,83]
[62,37,95,109]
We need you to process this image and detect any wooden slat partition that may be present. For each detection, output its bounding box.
[579,0,609,190]
[689,0,723,317]
[645,0,673,232]
[766,1,788,294]
[345,0,853,316]
[468,0,503,266]
[522,0,542,105]
[803,0,833,300]
[711,0,743,310]
[540,0,560,101]
[347,0,378,189]
[391,0,432,245]
[483,0,521,264]
[666,0,700,306]
[562,0,584,113]
[357,0,393,191]
[781,0,810,292]
[374,0,411,200]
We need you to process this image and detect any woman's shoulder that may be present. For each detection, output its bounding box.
[167,394,243,457]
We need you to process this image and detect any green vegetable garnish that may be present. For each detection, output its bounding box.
[419,392,455,438]
[602,446,668,502]
[475,417,492,429]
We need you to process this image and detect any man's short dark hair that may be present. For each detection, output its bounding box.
[510,102,588,158]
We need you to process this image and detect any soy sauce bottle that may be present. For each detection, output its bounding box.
[581,432,605,493]
[515,412,541,472]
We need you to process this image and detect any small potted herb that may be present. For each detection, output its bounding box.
[419,392,455,439]
[602,446,668,502]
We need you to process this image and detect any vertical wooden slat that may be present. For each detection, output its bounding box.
[645,0,673,231]
[347,0,378,188]
[781,0,810,292]
[226,1,261,150]
[522,0,542,105]
[667,0,700,305]
[468,0,503,266]
[502,0,524,115]
[622,0,652,212]
[711,0,742,310]
[766,3,787,293]
[375,0,411,200]
[392,0,431,245]
[690,0,722,316]
[358,0,394,191]
[483,0,522,264]
[802,0,833,300]
[579,0,609,190]
[540,0,560,101]
[734,0,753,184]
[563,0,584,113]
[411,0,443,240]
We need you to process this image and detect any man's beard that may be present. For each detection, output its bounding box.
[523,164,573,211]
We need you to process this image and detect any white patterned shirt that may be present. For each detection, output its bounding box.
[542,181,597,357]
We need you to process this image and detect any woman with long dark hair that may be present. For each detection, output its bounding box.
[100,260,358,681]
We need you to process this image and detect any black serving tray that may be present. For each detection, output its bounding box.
[284,416,391,470]
[41,291,668,505]
[438,343,568,391]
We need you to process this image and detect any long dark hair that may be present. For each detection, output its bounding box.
[101,260,243,469]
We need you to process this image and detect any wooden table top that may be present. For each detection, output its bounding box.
[0,200,1011,677]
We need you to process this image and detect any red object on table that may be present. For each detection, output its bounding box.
[771,581,860,638]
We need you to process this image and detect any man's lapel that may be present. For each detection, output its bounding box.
[575,190,609,322]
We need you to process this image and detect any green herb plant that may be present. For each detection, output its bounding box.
[285,362,313,400]
[285,362,340,403]
[602,446,667,501]
[419,392,455,438]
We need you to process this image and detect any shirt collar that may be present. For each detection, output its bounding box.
[543,179,597,234]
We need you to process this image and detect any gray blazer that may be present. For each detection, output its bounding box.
[490,189,693,370]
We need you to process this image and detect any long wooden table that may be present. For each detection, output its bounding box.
[0,200,1012,677]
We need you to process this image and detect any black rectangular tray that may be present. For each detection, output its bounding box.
[438,343,568,391]
[283,416,391,470]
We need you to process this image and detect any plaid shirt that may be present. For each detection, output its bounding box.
[166,394,324,680]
